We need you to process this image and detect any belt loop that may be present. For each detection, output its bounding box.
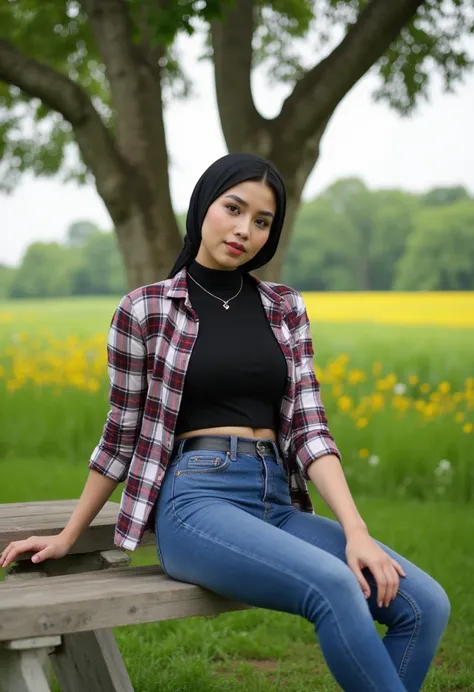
[177,438,187,456]
[230,435,238,462]
[270,440,278,460]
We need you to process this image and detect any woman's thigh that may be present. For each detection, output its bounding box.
[156,479,370,623]
[279,511,450,628]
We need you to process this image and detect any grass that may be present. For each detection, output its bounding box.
[1,465,473,690]
[1,296,473,688]
[119,495,473,692]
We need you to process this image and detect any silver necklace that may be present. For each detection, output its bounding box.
[188,272,243,310]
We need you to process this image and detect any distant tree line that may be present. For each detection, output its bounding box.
[1,179,473,300]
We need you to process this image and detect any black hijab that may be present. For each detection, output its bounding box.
[167,153,286,278]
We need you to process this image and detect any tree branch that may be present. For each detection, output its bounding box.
[211,0,265,151]
[83,0,173,207]
[0,39,129,221]
[279,0,424,145]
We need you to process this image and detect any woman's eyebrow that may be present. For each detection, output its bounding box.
[225,194,274,219]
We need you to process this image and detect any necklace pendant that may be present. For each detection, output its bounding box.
[223,303,230,310]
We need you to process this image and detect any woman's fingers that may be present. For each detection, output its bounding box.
[373,562,401,607]
[391,558,407,578]
[371,564,388,607]
[0,538,40,568]
[347,558,371,599]
[383,564,399,607]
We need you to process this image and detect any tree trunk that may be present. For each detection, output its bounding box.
[249,129,326,283]
[115,199,183,288]
[211,0,425,283]
[0,27,183,290]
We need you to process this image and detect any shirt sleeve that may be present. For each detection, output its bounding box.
[88,294,147,482]
[290,294,341,480]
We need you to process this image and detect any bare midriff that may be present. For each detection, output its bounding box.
[175,426,277,442]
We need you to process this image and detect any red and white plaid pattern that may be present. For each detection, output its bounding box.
[89,267,341,550]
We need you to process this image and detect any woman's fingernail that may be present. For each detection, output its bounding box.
[378,601,382,608]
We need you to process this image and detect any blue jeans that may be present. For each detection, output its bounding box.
[155,436,450,691]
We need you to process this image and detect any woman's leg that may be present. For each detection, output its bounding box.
[155,449,407,691]
[277,510,451,692]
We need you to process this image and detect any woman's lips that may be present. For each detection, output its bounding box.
[225,242,245,256]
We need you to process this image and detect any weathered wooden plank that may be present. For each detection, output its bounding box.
[6,636,61,651]
[0,500,118,517]
[0,566,251,641]
[0,500,155,556]
[0,646,53,692]
[50,629,134,692]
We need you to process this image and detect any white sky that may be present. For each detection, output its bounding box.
[1,31,474,267]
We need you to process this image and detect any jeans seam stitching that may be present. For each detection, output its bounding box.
[395,587,421,679]
[169,499,381,691]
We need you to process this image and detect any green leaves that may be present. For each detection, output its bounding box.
[373,2,474,114]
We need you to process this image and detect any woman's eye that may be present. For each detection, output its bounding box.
[256,219,269,229]
[226,204,239,213]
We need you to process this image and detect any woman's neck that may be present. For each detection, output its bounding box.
[187,259,242,291]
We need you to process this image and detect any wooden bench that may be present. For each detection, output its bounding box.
[0,500,250,692]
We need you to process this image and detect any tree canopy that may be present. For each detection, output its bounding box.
[1,0,473,286]
[3,181,473,299]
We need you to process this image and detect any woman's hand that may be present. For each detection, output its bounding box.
[345,528,406,608]
[0,534,72,569]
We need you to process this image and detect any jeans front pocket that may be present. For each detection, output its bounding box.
[175,450,231,476]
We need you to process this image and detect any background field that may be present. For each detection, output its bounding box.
[1,293,473,690]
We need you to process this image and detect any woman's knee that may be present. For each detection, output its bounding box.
[401,573,451,632]
[423,580,451,629]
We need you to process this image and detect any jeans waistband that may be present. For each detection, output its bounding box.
[172,435,281,462]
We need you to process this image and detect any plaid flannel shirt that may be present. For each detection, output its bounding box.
[89,266,341,550]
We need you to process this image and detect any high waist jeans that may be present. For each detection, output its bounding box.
[155,436,450,691]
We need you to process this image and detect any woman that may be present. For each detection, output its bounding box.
[0,154,450,691]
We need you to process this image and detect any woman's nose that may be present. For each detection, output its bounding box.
[235,219,251,237]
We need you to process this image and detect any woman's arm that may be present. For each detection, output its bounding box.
[306,454,367,536]
[88,293,148,481]
[0,470,118,568]
[307,453,406,607]
[60,469,119,546]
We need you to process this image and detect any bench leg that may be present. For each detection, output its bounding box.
[0,641,56,692]
[50,628,134,692]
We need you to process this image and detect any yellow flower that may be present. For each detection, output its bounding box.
[348,369,366,385]
[372,361,383,377]
[338,395,353,413]
[420,383,431,394]
[424,403,436,419]
[455,412,465,423]
[463,423,473,434]
[370,392,385,411]
[356,418,368,429]
[392,395,410,413]
[376,373,397,391]
[408,375,419,386]
[359,448,369,459]
[438,381,451,394]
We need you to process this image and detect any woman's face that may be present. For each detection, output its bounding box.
[195,180,276,270]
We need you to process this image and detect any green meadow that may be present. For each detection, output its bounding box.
[1,297,473,690]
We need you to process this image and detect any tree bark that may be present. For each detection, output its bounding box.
[211,0,424,282]
[0,0,182,289]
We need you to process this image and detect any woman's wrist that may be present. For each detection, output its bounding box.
[343,522,369,538]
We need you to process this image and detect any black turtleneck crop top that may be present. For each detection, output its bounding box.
[174,260,288,436]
